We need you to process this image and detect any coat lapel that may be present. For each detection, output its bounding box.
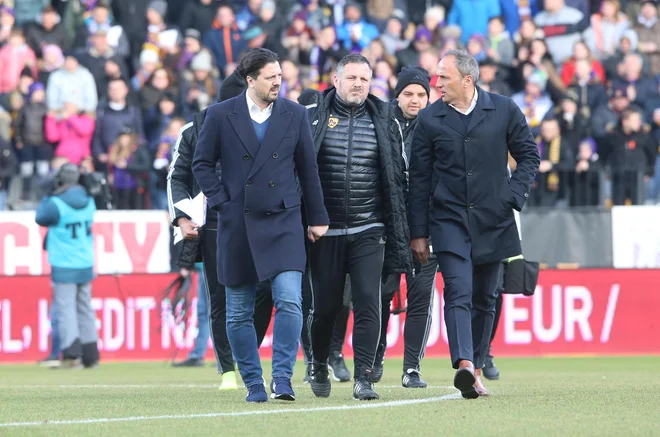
[434,87,495,136]
[434,103,464,136]
[465,87,495,134]
[248,98,292,179]
[228,91,260,158]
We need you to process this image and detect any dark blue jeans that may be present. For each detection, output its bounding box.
[225,271,302,388]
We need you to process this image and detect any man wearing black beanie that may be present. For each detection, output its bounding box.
[372,65,436,389]
[391,66,431,153]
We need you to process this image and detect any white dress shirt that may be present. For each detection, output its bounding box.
[246,91,273,123]
[450,87,479,115]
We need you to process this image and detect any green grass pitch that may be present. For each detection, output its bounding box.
[1,356,659,436]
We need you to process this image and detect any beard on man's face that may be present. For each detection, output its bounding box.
[257,86,279,103]
[340,86,366,106]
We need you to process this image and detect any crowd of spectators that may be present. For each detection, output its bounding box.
[0,0,659,211]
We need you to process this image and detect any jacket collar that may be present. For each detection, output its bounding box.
[321,87,387,119]
[433,87,496,135]
[433,86,495,116]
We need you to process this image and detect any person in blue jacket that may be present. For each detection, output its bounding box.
[36,163,99,369]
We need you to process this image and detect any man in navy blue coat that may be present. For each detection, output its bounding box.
[192,48,329,403]
[408,50,539,399]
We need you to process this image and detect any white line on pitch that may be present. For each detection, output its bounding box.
[0,384,456,390]
[0,393,462,428]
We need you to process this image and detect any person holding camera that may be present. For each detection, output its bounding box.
[36,163,99,369]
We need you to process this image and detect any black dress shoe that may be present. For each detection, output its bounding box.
[454,363,479,399]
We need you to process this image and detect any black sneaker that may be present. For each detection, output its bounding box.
[353,372,379,401]
[309,363,331,398]
[483,352,500,380]
[303,363,312,383]
[372,344,386,383]
[172,358,204,368]
[402,369,428,388]
[329,352,351,382]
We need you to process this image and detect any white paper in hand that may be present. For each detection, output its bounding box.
[173,226,183,245]
[173,193,207,228]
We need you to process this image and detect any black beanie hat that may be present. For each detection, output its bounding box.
[394,66,431,99]
[218,69,247,102]
[298,88,320,106]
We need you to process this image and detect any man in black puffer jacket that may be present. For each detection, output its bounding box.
[305,54,411,401]
[373,66,436,389]
[166,68,273,386]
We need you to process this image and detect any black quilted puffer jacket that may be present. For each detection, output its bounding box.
[306,88,412,275]
[316,95,384,229]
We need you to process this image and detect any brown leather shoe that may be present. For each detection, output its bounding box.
[454,360,479,399]
[474,368,490,397]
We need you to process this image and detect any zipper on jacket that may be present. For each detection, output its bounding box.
[344,109,354,228]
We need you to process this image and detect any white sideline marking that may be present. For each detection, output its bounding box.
[0,384,456,390]
[0,393,462,428]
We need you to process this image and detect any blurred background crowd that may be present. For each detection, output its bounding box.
[0,0,658,211]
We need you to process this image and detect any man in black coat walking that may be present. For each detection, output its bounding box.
[192,48,329,403]
[408,50,539,399]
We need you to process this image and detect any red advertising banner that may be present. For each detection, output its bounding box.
[0,211,172,276]
[0,270,658,362]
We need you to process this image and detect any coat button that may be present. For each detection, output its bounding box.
[243,154,250,160]
[245,180,251,186]
[465,137,470,143]
[244,209,250,215]
[272,152,278,158]
[269,181,275,187]
[524,193,529,198]
[468,203,474,209]
[266,209,271,215]
[467,171,473,176]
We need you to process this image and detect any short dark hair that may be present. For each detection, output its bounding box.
[108,76,129,87]
[622,106,642,120]
[336,54,372,77]
[237,48,280,81]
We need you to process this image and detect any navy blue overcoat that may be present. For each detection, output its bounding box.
[192,91,329,286]
[407,87,540,265]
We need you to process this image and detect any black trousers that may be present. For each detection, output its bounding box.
[381,256,438,372]
[201,227,273,373]
[436,251,501,369]
[301,268,350,363]
[309,227,385,377]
